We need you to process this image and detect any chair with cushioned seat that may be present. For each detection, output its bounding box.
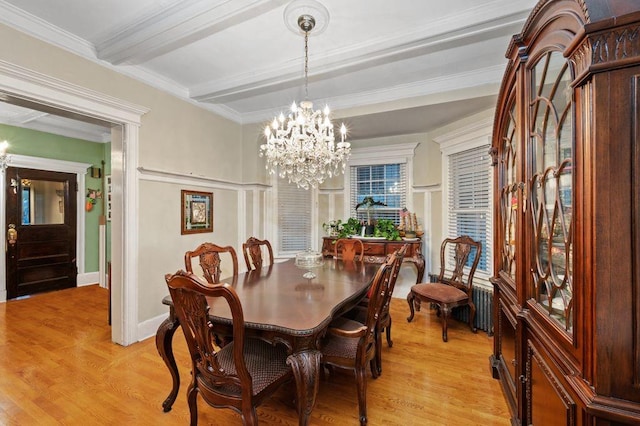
[321,252,396,425]
[348,244,407,375]
[374,244,407,372]
[406,235,481,342]
[165,270,293,425]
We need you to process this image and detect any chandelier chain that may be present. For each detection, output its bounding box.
[304,30,309,100]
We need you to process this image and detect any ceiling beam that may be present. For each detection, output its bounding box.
[190,11,528,103]
[96,0,290,65]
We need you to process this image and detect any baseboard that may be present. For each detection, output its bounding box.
[78,271,100,287]
[138,313,169,342]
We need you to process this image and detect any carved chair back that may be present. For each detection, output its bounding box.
[334,238,365,262]
[242,237,274,271]
[165,270,292,424]
[364,252,397,342]
[381,244,407,315]
[184,242,238,284]
[437,235,482,297]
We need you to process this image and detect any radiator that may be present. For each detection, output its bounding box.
[428,274,494,334]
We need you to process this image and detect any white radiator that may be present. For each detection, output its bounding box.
[452,286,493,334]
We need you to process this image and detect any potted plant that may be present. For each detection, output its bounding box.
[355,196,387,236]
[336,218,362,239]
[322,219,342,237]
[373,219,401,241]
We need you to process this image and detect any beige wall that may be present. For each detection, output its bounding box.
[241,122,269,184]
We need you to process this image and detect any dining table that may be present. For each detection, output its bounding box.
[155,257,381,426]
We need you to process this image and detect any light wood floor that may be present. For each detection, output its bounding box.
[0,285,510,425]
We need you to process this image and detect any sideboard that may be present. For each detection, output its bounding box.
[321,237,425,284]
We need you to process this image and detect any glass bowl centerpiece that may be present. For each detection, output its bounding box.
[295,249,324,279]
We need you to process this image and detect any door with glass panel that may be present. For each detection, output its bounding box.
[5,167,77,299]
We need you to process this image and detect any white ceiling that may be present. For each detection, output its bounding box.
[0,0,536,142]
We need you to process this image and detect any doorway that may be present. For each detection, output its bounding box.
[0,60,148,345]
[5,167,77,299]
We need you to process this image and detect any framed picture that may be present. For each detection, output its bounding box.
[181,190,213,234]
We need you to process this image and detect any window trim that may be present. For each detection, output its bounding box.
[342,143,418,219]
[435,117,494,287]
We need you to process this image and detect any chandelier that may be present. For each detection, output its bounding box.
[260,11,350,190]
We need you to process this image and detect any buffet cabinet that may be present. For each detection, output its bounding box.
[321,237,425,284]
[489,1,640,424]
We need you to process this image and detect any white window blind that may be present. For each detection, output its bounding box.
[278,179,312,254]
[350,163,407,224]
[447,145,492,273]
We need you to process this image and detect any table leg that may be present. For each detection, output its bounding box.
[286,350,322,426]
[155,313,180,412]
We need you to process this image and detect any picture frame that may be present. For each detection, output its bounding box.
[181,190,213,234]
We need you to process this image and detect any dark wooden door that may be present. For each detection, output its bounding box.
[5,167,77,299]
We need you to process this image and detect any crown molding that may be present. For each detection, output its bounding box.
[0,0,96,57]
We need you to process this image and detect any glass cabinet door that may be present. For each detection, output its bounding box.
[498,100,518,283]
[528,51,574,333]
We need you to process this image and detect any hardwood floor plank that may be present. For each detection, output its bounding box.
[0,285,509,425]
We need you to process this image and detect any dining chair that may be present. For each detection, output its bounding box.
[334,238,365,262]
[184,242,238,283]
[165,270,293,425]
[242,237,274,271]
[374,244,407,373]
[348,245,407,375]
[320,252,396,425]
[407,235,482,342]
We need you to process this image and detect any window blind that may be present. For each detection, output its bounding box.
[447,145,492,273]
[350,163,407,224]
[278,178,312,254]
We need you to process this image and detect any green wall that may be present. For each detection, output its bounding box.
[0,123,108,273]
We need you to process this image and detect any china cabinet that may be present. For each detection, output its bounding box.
[490,1,640,424]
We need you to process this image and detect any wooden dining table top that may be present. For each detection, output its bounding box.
[204,258,380,334]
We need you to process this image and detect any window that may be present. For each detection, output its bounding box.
[349,163,406,223]
[447,144,492,275]
[277,178,312,255]
[344,144,417,224]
